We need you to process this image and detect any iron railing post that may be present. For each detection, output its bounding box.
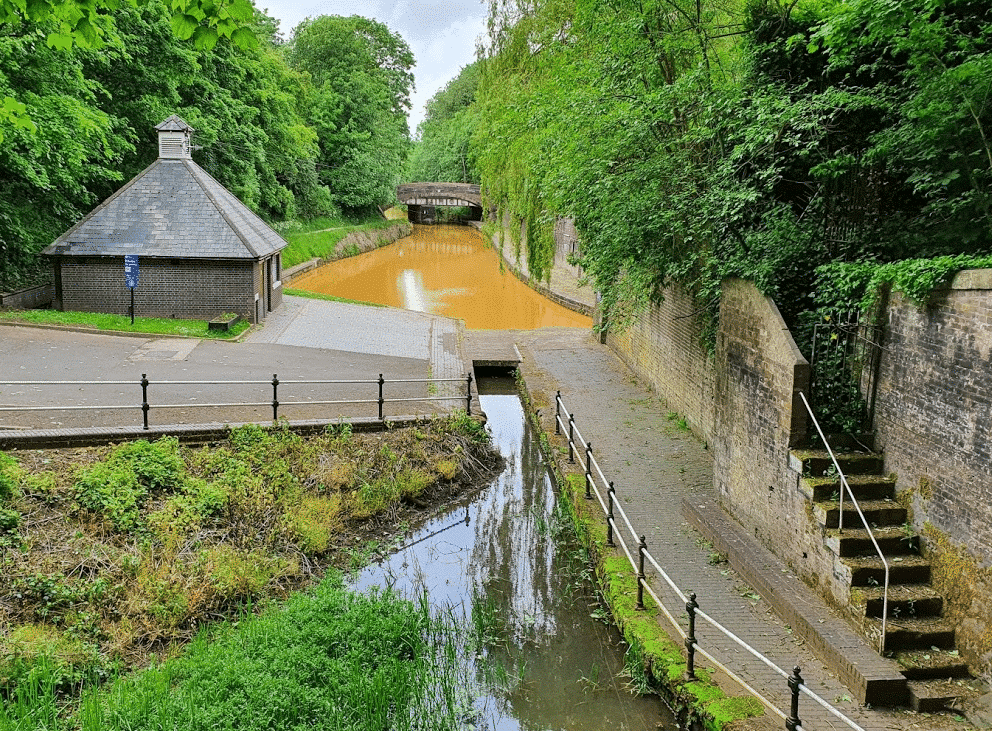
[685,592,698,680]
[568,414,575,463]
[378,374,385,421]
[606,482,615,547]
[786,666,803,731]
[271,374,279,421]
[636,536,647,610]
[466,373,473,415]
[584,442,593,499]
[141,374,150,430]
[555,391,561,434]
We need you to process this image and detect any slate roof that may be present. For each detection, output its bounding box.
[154,115,194,132]
[43,158,286,260]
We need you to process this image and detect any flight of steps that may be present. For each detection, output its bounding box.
[794,446,985,712]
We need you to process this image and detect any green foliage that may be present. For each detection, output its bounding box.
[81,577,482,731]
[288,15,414,214]
[406,62,481,183]
[471,0,992,348]
[0,451,24,501]
[73,437,184,532]
[816,253,992,313]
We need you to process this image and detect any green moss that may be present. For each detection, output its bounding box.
[704,696,765,730]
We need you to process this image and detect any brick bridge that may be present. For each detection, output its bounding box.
[395,182,482,224]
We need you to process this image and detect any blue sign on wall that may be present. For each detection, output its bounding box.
[124,255,139,289]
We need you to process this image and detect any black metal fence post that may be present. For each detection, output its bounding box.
[606,482,616,546]
[378,374,385,421]
[636,535,647,610]
[685,592,698,681]
[555,391,561,434]
[141,374,150,430]
[271,374,279,421]
[786,667,803,731]
[465,373,473,415]
[584,442,593,499]
[568,414,575,463]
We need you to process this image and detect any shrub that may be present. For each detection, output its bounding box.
[73,462,147,533]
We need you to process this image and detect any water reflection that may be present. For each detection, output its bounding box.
[291,225,592,330]
[353,382,672,730]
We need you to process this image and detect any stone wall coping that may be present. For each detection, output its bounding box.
[948,268,992,291]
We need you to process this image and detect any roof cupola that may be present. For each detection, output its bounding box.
[154,114,194,159]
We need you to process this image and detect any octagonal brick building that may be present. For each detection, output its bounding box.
[43,115,286,324]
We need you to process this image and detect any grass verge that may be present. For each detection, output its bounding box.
[280,216,404,268]
[284,288,387,307]
[74,577,483,731]
[0,310,250,339]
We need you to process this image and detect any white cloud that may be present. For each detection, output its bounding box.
[258,0,486,131]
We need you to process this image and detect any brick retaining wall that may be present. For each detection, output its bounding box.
[874,270,992,670]
[605,283,717,444]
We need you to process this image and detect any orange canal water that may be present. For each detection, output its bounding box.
[291,224,592,330]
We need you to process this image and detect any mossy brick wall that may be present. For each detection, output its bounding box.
[57,257,257,322]
[873,270,992,671]
[605,282,716,444]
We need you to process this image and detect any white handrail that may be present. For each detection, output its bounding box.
[798,391,889,654]
[554,392,867,731]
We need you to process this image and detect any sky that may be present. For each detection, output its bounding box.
[258,0,487,134]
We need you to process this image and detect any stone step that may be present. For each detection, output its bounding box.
[842,554,932,587]
[814,499,907,530]
[825,526,919,558]
[863,616,956,652]
[789,448,883,478]
[893,648,972,680]
[907,677,987,713]
[851,584,943,619]
[800,473,896,503]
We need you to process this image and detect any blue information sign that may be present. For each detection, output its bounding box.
[124,255,139,289]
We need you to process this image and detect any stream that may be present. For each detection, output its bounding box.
[353,378,675,730]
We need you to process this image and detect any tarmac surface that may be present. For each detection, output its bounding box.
[0,269,979,730]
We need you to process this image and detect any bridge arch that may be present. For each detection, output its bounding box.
[396,183,482,224]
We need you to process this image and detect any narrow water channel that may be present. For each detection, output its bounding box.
[291,225,592,330]
[354,378,674,730]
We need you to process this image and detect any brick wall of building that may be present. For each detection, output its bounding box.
[57,257,257,322]
[874,270,992,668]
[605,283,717,443]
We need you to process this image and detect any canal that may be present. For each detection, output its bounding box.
[290,224,592,330]
[354,379,674,730]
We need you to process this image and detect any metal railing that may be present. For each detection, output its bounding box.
[555,392,866,731]
[0,373,474,430]
[799,391,889,654]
